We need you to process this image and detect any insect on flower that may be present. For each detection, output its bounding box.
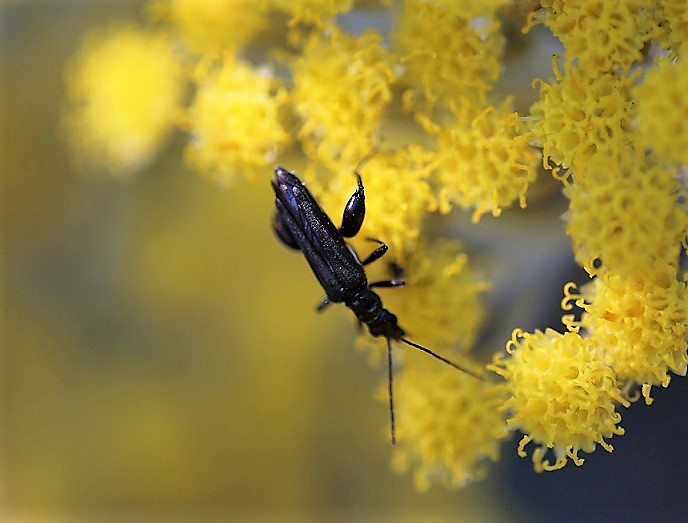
[271,166,481,444]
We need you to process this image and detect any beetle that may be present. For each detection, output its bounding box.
[271,166,480,444]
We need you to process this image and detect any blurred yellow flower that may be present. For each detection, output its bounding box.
[635,57,688,167]
[291,28,394,170]
[491,329,629,472]
[395,0,505,110]
[183,57,290,185]
[149,0,267,55]
[391,365,508,491]
[654,0,688,57]
[270,0,354,26]
[63,25,184,176]
[382,239,490,355]
[431,99,538,222]
[563,156,686,277]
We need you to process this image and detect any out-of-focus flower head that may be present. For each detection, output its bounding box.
[390,365,508,491]
[563,155,687,277]
[183,57,290,185]
[148,0,268,55]
[270,0,354,27]
[635,57,688,167]
[63,25,184,176]
[429,98,539,222]
[394,0,507,111]
[291,28,395,171]
[491,328,629,472]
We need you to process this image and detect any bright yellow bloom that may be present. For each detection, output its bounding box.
[563,156,686,277]
[524,0,657,73]
[491,329,629,472]
[530,62,637,175]
[431,99,538,222]
[149,0,267,55]
[566,271,688,393]
[291,29,394,171]
[382,239,490,355]
[63,26,184,176]
[395,0,505,109]
[635,57,688,167]
[391,365,508,491]
[184,58,290,185]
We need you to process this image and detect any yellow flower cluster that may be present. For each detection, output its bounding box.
[525,0,658,73]
[270,0,354,26]
[491,329,629,472]
[183,58,290,185]
[635,57,688,167]
[381,239,490,355]
[432,99,539,222]
[530,62,637,174]
[291,29,394,170]
[563,156,685,277]
[63,26,184,176]
[391,365,508,491]
[395,0,506,110]
[149,0,267,55]
[565,270,688,395]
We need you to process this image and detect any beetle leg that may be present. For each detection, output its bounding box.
[315,296,331,312]
[369,279,405,289]
[272,211,300,250]
[360,238,388,265]
[339,174,365,238]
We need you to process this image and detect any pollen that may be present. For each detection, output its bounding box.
[390,365,508,491]
[62,25,184,176]
[563,156,686,276]
[490,329,628,472]
[433,99,539,222]
[394,0,506,109]
[524,0,658,73]
[183,57,290,185]
[635,57,688,168]
[530,63,637,175]
[578,270,688,391]
[148,0,267,55]
[291,28,394,171]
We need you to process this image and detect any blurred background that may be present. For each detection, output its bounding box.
[2,1,687,521]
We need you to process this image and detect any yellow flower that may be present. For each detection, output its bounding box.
[394,0,505,110]
[567,270,688,393]
[530,62,637,175]
[309,147,435,264]
[63,26,184,176]
[148,0,267,55]
[524,0,658,73]
[563,155,686,277]
[490,329,629,472]
[291,28,394,170]
[381,239,490,356]
[183,57,290,185]
[270,0,354,26]
[635,57,688,167]
[390,365,508,491]
[431,99,539,222]
[648,0,688,58]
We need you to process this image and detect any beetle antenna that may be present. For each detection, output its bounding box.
[399,337,484,381]
[386,337,396,445]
